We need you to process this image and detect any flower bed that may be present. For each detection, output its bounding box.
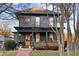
[33,42,58,50]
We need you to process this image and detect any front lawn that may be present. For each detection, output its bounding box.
[30,50,59,56]
[0,50,17,56]
[30,50,79,56]
[0,48,79,56]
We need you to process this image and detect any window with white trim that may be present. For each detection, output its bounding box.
[36,17,40,27]
[49,17,53,26]
[25,18,30,22]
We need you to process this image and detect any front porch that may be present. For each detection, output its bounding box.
[14,27,59,48]
[14,32,57,48]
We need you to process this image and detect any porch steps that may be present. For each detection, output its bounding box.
[16,48,32,56]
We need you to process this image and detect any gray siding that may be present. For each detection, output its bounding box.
[19,15,50,27]
[14,33,25,43]
[19,16,35,27]
[19,34,25,42]
[40,16,49,27]
[14,33,18,43]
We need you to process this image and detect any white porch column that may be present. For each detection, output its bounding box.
[31,32,34,48]
[36,33,40,43]
[49,33,53,41]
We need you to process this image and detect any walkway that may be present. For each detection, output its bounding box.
[16,48,32,56]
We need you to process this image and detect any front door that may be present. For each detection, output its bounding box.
[25,34,31,48]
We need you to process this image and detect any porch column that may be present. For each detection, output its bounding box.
[31,32,34,48]
[46,32,48,46]
[49,33,54,41]
[17,31,19,48]
[36,33,40,43]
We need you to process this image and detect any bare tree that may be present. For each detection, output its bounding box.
[65,4,72,56]
[57,3,74,56]
[42,3,79,56]
[59,3,65,55]
[0,3,12,14]
[75,4,79,55]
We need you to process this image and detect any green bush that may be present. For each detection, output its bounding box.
[4,40,16,50]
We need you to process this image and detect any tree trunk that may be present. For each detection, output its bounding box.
[60,13,64,56]
[66,17,72,56]
[59,4,66,55]
[73,4,77,55]
[77,10,79,50]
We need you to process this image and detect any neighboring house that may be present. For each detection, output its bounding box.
[0,35,5,48]
[14,7,60,48]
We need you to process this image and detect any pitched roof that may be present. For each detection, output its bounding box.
[15,7,49,13]
[15,7,61,17]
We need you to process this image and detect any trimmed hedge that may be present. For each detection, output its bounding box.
[4,40,17,50]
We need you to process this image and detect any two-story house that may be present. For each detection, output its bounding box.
[14,7,60,48]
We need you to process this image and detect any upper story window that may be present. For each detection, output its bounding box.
[25,18,30,22]
[36,17,40,27]
[49,17,53,26]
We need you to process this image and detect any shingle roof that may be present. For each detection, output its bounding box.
[15,7,61,16]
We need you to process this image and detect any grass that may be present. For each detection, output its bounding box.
[0,50,17,56]
[30,50,59,56]
[31,42,79,56]
[30,50,79,56]
[0,49,79,56]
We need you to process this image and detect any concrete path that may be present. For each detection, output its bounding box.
[16,48,32,56]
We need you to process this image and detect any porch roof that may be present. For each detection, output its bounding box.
[14,27,61,32]
[15,12,61,17]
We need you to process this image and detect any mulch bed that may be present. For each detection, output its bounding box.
[34,45,59,51]
[34,46,67,51]
[33,41,67,51]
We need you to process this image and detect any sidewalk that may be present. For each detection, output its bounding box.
[16,48,32,56]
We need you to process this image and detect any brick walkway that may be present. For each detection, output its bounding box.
[16,48,32,56]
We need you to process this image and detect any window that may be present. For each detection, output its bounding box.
[49,17,53,26]
[36,17,40,27]
[25,18,30,22]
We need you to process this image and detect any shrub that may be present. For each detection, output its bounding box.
[4,40,16,50]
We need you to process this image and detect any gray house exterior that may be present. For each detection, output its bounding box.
[14,7,60,48]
